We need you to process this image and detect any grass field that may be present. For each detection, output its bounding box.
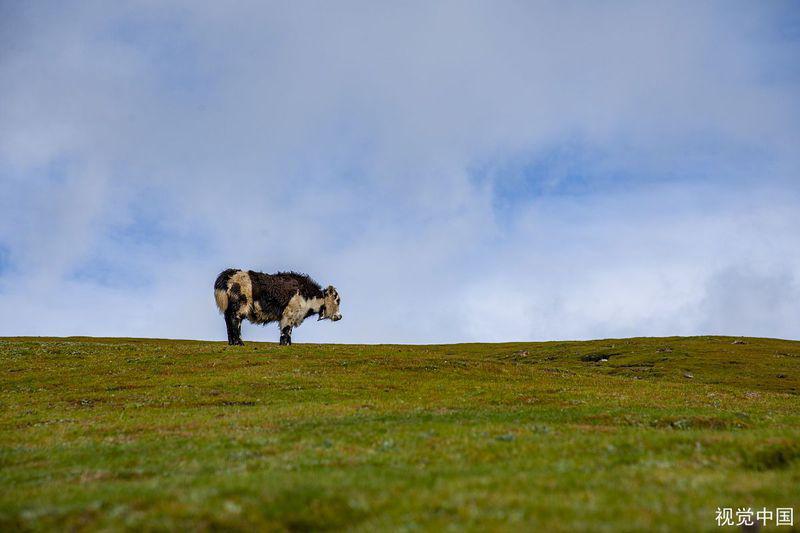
[1,336,798,531]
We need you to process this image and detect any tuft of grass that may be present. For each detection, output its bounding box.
[0,335,799,531]
[742,442,800,471]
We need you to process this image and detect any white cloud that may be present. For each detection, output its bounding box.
[0,1,798,342]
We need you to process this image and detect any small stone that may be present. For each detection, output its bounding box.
[732,339,746,345]
[683,372,694,379]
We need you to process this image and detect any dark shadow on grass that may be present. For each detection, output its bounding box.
[742,443,800,471]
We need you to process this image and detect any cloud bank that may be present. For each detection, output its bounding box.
[1,1,799,343]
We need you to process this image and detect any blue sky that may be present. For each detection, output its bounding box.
[1,1,799,343]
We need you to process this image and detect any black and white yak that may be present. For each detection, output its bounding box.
[214,269,342,346]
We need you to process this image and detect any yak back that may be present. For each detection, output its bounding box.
[248,270,324,310]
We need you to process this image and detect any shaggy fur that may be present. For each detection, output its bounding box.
[214,269,341,346]
[250,271,324,319]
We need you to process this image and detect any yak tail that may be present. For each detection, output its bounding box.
[214,268,239,314]
[214,289,228,314]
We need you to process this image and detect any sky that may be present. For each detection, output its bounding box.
[1,1,799,344]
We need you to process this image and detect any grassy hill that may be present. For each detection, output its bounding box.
[1,336,798,531]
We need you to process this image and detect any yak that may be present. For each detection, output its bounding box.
[214,269,341,346]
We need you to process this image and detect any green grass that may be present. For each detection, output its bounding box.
[1,335,799,531]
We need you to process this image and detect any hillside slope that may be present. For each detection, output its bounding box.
[1,336,799,531]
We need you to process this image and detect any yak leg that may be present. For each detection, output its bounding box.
[225,308,244,346]
[234,318,244,346]
[232,315,244,346]
[279,325,292,346]
[224,309,235,345]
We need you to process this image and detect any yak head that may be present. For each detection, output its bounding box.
[319,285,342,322]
